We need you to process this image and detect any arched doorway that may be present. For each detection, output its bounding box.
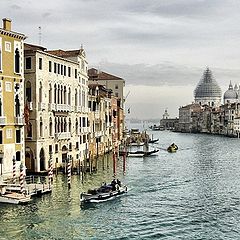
[40,148,45,171]
[25,148,34,173]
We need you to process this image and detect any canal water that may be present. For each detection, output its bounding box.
[1,129,240,239]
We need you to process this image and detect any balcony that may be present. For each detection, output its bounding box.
[15,117,24,125]
[0,116,6,125]
[55,132,71,140]
[56,104,71,112]
[49,103,56,111]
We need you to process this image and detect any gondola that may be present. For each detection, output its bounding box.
[80,182,128,203]
[148,138,159,144]
[127,149,159,157]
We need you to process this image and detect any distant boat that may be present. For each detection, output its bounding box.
[148,138,159,144]
[167,144,178,153]
[127,149,159,157]
[149,125,160,130]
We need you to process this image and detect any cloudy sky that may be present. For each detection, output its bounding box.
[1,0,240,119]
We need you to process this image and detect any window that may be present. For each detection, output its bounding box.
[16,129,21,143]
[0,130,2,144]
[5,42,11,52]
[26,81,32,102]
[57,63,60,74]
[69,143,72,151]
[49,145,53,154]
[75,69,77,78]
[54,63,57,73]
[64,66,66,76]
[39,58,42,70]
[15,48,20,73]
[76,142,79,149]
[16,151,21,161]
[6,129,12,139]
[15,95,20,117]
[61,65,63,75]
[115,84,118,89]
[68,67,71,77]
[115,92,119,97]
[5,82,12,92]
[49,61,52,72]
[25,57,31,70]
[0,37,2,71]
[55,144,58,153]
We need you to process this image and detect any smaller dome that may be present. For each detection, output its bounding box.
[224,81,238,100]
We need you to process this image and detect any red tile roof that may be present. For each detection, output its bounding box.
[88,68,123,81]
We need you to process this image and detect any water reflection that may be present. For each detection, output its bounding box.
[1,130,240,239]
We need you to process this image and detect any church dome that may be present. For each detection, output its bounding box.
[224,81,238,100]
[194,68,222,98]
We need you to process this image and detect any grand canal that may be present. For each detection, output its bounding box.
[1,129,240,239]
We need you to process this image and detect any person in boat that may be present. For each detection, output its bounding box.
[171,143,178,150]
[111,179,117,191]
[117,179,121,187]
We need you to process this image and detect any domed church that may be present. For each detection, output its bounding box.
[223,81,239,104]
[194,68,222,107]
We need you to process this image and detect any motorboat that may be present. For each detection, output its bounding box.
[167,143,178,153]
[80,182,128,203]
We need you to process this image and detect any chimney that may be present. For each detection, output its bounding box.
[2,18,12,31]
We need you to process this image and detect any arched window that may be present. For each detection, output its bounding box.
[57,85,60,104]
[76,119,78,135]
[15,48,20,73]
[68,87,71,105]
[49,84,52,104]
[64,86,67,104]
[26,81,32,102]
[55,118,58,134]
[39,82,42,103]
[0,98,2,116]
[64,118,67,132]
[40,117,43,137]
[15,94,20,117]
[49,117,53,136]
[54,84,57,104]
[69,118,71,133]
[60,85,63,104]
[75,89,78,106]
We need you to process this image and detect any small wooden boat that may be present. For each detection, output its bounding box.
[80,182,128,203]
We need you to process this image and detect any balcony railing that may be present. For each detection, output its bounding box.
[55,132,71,140]
[15,117,24,125]
[38,102,46,111]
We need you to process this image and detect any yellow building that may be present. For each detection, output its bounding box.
[0,18,26,178]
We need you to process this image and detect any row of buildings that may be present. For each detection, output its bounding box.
[0,18,125,178]
[177,68,240,137]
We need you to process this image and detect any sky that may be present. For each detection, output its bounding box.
[1,0,240,119]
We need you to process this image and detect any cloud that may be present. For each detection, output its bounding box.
[11,4,21,10]
[94,61,240,88]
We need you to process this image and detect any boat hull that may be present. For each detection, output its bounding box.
[80,186,128,203]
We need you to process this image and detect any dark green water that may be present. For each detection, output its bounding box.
[1,130,240,239]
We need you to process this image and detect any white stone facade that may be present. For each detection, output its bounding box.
[24,45,89,173]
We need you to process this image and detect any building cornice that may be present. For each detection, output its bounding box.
[0,28,26,40]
